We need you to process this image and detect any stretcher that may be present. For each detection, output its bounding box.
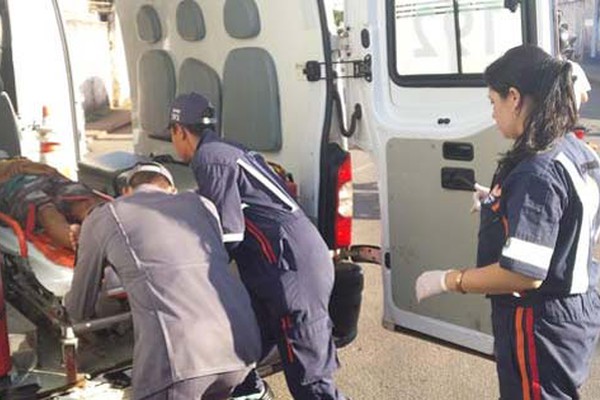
[0,210,128,329]
[0,206,135,394]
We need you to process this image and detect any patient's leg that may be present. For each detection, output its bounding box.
[37,204,73,249]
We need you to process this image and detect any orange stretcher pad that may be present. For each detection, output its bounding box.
[0,211,125,299]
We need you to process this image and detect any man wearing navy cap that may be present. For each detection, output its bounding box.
[65,162,262,400]
[169,92,346,400]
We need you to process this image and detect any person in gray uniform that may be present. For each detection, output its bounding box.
[64,162,262,400]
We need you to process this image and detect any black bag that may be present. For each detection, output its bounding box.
[329,262,364,348]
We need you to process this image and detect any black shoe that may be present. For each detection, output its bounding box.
[230,381,275,400]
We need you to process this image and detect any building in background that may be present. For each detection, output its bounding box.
[60,0,129,124]
[559,0,600,59]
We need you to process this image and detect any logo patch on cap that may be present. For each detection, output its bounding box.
[171,108,181,122]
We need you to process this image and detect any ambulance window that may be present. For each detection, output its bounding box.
[389,0,526,86]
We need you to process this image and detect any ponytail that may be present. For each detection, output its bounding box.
[485,45,578,179]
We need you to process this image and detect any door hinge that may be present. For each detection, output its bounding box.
[304,55,372,83]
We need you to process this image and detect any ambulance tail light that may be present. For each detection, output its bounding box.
[335,154,353,248]
[320,143,353,250]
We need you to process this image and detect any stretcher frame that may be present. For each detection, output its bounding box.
[0,210,132,385]
[0,211,70,329]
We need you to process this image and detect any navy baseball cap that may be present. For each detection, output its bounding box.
[126,161,175,187]
[169,92,216,126]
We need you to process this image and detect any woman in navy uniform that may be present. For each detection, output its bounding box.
[415,45,600,399]
[169,92,346,400]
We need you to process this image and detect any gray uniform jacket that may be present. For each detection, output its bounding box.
[64,185,262,399]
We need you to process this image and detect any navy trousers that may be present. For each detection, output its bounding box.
[233,215,344,400]
[492,291,600,400]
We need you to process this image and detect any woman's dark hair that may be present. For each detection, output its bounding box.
[484,45,577,178]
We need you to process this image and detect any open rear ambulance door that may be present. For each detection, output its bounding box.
[3,0,82,176]
[344,0,556,354]
[113,0,333,220]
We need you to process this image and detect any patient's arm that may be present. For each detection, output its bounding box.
[64,206,109,322]
[37,204,74,249]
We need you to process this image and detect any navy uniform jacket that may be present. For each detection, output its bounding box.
[478,133,600,301]
[190,130,329,292]
[64,185,262,399]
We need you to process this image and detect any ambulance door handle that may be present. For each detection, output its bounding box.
[333,90,362,138]
[442,142,473,161]
[441,167,475,191]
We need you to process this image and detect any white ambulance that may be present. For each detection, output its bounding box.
[0,0,560,394]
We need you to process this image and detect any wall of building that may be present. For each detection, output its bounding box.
[59,0,130,118]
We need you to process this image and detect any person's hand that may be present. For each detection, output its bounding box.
[470,183,490,213]
[69,224,81,250]
[415,270,449,302]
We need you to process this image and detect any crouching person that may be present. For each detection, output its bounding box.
[64,162,262,400]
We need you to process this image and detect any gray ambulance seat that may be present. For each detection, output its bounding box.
[222,47,281,151]
[78,151,148,196]
[224,0,261,39]
[136,5,162,43]
[178,58,221,131]
[138,50,176,140]
[78,151,197,196]
[223,0,260,39]
[176,0,206,41]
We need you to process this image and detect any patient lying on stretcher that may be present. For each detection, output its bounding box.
[0,158,104,250]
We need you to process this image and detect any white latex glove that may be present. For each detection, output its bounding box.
[470,183,490,213]
[415,270,449,302]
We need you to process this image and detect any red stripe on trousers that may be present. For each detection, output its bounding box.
[280,316,295,363]
[525,308,542,400]
[515,307,531,400]
[244,218,277,263]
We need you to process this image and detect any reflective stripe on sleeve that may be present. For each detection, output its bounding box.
[223,232,244,243]
[502,237,553,271]
[556,152,596,293]
[236,158,299,212]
